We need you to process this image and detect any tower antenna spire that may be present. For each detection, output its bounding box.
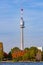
[21,9,23,18]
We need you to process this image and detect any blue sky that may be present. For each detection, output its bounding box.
[0,0,43,53]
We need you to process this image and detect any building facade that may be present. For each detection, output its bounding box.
[37,47,42,51]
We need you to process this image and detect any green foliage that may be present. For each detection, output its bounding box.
[0,51,3,61]
[24,48,29,51]
[22,52,30,61]
[29,50,35,60]
[0,42,3,61]
[13,56,22,62]
[11,47,20,53]
[29,47,38,60]
[42,51,43,61]
[13,58,18,62]
[17,56,22,61]
[30,47,38,56]
[8,51,12,60]
[3,46,42,61]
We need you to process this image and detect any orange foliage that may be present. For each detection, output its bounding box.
[12,50,26,59]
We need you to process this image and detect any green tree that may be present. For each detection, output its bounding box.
[42,51,43,61]
[11,47,20,53]
[22,52,30,61]
[29,47,38,61]
[0,51,3,61]
[30,47,38,56]
[8,51,12,60]
[24,47,29,51]
[0,42,3,61]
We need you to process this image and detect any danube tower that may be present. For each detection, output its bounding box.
[20,9,25,50]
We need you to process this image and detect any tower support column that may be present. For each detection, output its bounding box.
[21,27,24,50]
[20,9,25,50]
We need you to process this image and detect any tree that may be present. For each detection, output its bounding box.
[3,52,8,60]
[30,47,38,56]
[11,47,20,53]
[22,52,30,61]
[8,51,12,60]
[24,47,29,51]
[29,47,38,61]
[11,47,20,60]
[36,50,42,61]
[42,51,43,61]
[0,42,3,61]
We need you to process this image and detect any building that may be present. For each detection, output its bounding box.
[37,47,42,51]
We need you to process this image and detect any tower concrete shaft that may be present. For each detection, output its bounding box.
[20,9,24,50]
[21,27,24,50]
